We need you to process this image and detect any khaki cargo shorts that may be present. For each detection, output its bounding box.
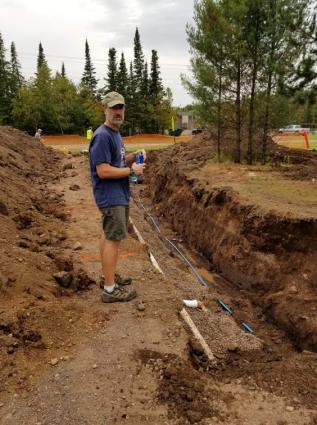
[99,205,129,241]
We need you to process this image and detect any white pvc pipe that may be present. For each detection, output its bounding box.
[180,308,216,364]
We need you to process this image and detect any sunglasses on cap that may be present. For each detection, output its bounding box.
[110,104,125,110]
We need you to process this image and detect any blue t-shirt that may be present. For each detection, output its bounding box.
[89,124,130,208]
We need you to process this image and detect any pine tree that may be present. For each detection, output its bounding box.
[105,47,117,92]
[37,42,47,70]
[133,27,145,93]
[149,50,163,104]
[148,51,164,133]
[61,62,66,78]
[0,33,11,123]
[7,41,24,123]
[183,0,315,163]
[117,52,128,98]
[10,42,23,86]
[125,61,137,134]
[139,62,150,132]
[81,39,98,98]
[141,62,149,98]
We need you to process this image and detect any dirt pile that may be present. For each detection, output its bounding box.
[145,133,317,352]
[0,126,94,391]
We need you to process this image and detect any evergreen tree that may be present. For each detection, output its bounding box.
[105,47,117,92]
[117,52,128,98]
[61,62,66,78]
[0,33,11,124]
[125,62,137,134]
[7,41,24,124]
[141,62,149,98]
[132,28,146,131]
[139,62,150,132]
[183,0,316,163]
[37,42,47,71]
[10,42,23,87]
[81,39,98,98]
[149,50,163,104]
[149,51,164,132]
[133,27,145,93]
[183,0,229,159]
[242,0,267,164]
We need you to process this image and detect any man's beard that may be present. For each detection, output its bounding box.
[112,116,123,126]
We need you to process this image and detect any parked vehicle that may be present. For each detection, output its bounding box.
[192,128,203,135]
[278,124,310,133]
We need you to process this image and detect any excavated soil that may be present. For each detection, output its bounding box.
[0,126,317,425]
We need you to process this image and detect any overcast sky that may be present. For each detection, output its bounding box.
[1,0,196,106]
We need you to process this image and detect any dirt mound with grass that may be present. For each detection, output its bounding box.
[145,132,317,351]
[0,126,94,387]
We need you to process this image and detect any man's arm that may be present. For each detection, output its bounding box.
[96,162,145,179]
[96,163,130,179]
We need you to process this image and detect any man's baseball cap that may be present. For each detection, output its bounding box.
[102,91,125,108]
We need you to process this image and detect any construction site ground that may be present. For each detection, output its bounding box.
[0,126,317,425]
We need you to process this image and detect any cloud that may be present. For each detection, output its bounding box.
[1,0,195,105]
[91,0,193,56]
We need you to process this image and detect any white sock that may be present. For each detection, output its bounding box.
[104,284,115,293]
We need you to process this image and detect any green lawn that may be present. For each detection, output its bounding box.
[125,144,170,152]
[237,176,317,206]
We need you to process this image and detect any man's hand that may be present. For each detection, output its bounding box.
[131,162,145,176]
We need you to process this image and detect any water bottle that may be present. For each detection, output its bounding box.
[136,152,144,164]
[129,170,138,183]
[130,152,144,184]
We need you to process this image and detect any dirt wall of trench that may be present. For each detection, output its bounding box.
[145,136,317,352]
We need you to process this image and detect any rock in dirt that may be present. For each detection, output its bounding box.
[73,242,82,251]
[72,269,95,291]
[69,184,80,191]
[0,201,9,216]
[137,302,146,312]
[227,343,239,353]
[63,163,73,170]
[50,358,59,366]
[53,271,73,288]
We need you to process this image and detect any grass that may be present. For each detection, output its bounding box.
[125,144,170,152]
[201,162,317,209]
[237,175,317,206]
[56,143,170,154]
[274,134,317,150]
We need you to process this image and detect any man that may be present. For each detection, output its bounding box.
[89,91,145,303]
[86,126,93,142]
[34,128,42,140]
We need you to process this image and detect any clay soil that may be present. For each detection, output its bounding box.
[0,126,317,425]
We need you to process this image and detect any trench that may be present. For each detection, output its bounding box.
[141,139,317,353]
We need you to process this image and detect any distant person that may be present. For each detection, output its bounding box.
[34,128,42,140]
[86,126,93,142]
[89,91,146,303]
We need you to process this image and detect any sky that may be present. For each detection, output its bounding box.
[1,0,196,106]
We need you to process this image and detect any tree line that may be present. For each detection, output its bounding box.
[0,28,172,136]
[182,0,317,163]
